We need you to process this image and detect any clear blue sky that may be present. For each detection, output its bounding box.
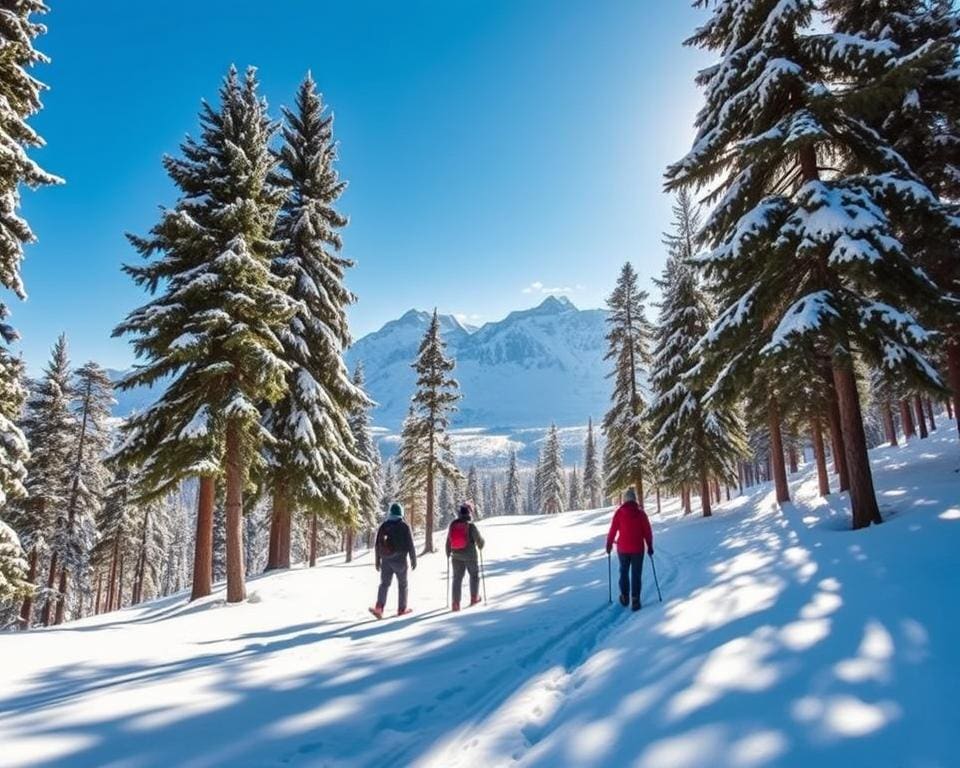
[16,1,709,372]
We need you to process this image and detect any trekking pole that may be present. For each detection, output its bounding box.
[446,556,450,609]
[607,551,612,604]
[649,552,662,603]
[479,548,487,604]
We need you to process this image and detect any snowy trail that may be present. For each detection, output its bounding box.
[2,426,959,767]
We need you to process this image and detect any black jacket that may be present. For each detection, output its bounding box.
[375,518,417,569]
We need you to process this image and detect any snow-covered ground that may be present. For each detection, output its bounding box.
[2,426,959,767]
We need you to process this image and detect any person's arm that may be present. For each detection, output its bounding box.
[407,524,417,569]
[643,512,654,555]
[472,524,485,550]
[374,524,382,570]
[606,508,620,553]
[445,523,452,558]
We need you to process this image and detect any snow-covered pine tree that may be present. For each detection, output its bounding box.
[396,405,427,533]
[824,1,960,437]
[380,461,398,514]
[264,73,367,571]
[538,424,566,514]
[437,475,453,527]
[50,362,114,624]
[568,464,582,511]
[582,417,601,509]
[10,335,74,627]
[602,263,654,501]
[503,450,522,516]
[345,363,381,562]
[0,2,62,613]
[405,311,462,551]
[666,0,951,529]
[90,464,136,614]
[114,67,296,601]
[465,465,481,518]
[648,191,747,517]
[0,348,29,612]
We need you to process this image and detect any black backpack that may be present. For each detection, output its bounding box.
[378,522,398,556]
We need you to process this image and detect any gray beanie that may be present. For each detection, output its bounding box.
[624,488,638,503]
[388,502,404,518]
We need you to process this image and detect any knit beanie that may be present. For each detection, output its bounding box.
[389,502,404,518]
[458,502,473,520]
[624,488,638,503]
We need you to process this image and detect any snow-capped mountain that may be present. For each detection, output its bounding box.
[345,296,610,431]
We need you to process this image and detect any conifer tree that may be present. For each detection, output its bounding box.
[0,2,61,608]
[90,465,136,614]
[602,263,654,500]
[649,191,746,517]
[437,475,453,526]
[404,311,462,552]
[114,66,296,600]
[466,465,481,518]
[0,350,28,611]
[12,335,74,627]
[666,0,950,528]
[51,362,114,624]
[264,73,367,570]
[568,464,582,511]
[503,451,522,516]
[345,363,380,562]
[538,424,566,514]
[484,474,502,518]
[582,417,601,509]
[380,461,398,513]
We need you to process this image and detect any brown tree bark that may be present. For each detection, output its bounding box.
[788,447,799,474]
[40,551,59,627]
[655,486,661,515]
[900,398,916,439]
[268,484,292,571]
[699,469,712,518]
[811,418,830,497]
[946,396,954,420]
[54,569,68,625]
[106,533,120,613]
[344,528,354,563]
[914,395,929,439]
[832,358,882,529]
[925,399,936,431]
[191,475,216,601]
[768,397,790,504]
[881,400,897,447]
[278,494,292,570]
[224,421,247,604]
[827,394,850,491]
[94,569,103,615]
[18,547,38,629]
[115,551,125,611]
[309,515,319,567]
[266,492,281,571]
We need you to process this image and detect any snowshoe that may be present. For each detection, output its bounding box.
[469,596,482,607]
[397,608,413,617]
[619,594,629,607]
[368,605,384,620]
[631,599,641,612]
[451,602,461,612]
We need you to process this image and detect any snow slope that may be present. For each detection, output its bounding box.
[2,426,958,768]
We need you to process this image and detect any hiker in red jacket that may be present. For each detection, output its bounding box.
[445,502,485,611]
[605,488,653,611]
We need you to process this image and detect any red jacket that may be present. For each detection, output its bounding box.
[606,501,653,555]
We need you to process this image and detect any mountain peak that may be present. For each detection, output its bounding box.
[537,295,576,312]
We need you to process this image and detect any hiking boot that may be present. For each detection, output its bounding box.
[397,607,413,617]
[369,605,384,620]
[631,599,641,612]
[451,602,460,612]
[469,596,482,607]
[619,594,629,607]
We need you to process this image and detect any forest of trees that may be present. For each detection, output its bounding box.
[3,1,960,628]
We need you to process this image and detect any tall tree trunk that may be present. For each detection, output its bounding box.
[40,551,58,627]
[94,570,103,615]
[768,397,790,504]
[224,421,246,604]
[116,551,125,611]
[832,357,882,529]
[950,340,960,437]
[699,468,712,518]
[18,546,38,629]
[811,418,830,497]
[268,483,292,570]
[54,569,68,625]
[788,446,798,474]
[900,398,916,439]
[655,486,661,515]
[344,528,354,563]
[278,493,292,570]
[191,475,215,601]
[309,515,318,567]
[423,456,435,555]
[827,394,850,491]
[881,400,897,447]
[925,399,936,431]
[914,395,929,439]
[106,532,120,613]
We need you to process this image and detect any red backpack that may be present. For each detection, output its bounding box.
[449,520,470,551]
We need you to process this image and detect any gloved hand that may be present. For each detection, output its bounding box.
[375,563,380,572]
[411,562,417,571]
[605,544,612,555]
[648,548,654,556]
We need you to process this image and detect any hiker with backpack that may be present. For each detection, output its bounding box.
[370,503,417,619]
[605,488,653,611]
[446,502,485,611]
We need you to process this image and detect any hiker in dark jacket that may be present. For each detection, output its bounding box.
[370,503,417,619]
[605,488,653,611]
[445,502,485,611]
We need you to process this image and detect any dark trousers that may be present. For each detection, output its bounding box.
[618,552,644,602]
[377,556,408,611]
[451,556,479,605]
